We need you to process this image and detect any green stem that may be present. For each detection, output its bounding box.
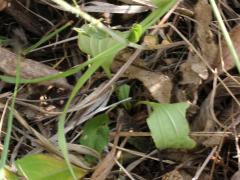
[0,54,21,169]
[209,0,240,73]
[51,0,127,45]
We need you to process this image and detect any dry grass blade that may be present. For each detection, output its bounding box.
[119,0,156,8]
[192,146,217,180]
[0,102,91,169]
[83,1,151,14]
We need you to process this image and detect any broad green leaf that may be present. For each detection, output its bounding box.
[116,84,132,110]
[0,168,19,180]
[145,102,196,149]
[58,1,177,179]
[76,25,128,76]
[57,43,125,179]
[16,154,87,180]
[80,114,110,154]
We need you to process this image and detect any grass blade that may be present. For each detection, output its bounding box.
[0,54,21,170]
[209,0,240,73]
[23,21,73,55]
[57,43,125,179]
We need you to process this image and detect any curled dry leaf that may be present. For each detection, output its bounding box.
[112,60,172,103]
[178,0,217,104]
[194,0,218,67]
[180,0,217,86]
[180,54,207,85]
[0,47,71,89]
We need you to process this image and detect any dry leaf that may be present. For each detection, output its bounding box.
[192,76,240,146]
[178,0,217,103]
[217,25,240,74]
[180,0,218,85]
[143,35,159,49]
[162,170,192,180]
[0,47,71,89]
[180,54,207,85]
[0,0,7,11]
[231,170,240,180]
[194,0,218,67]
[112,60,172,103]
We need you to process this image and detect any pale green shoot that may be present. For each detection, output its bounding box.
[209,0,240,73]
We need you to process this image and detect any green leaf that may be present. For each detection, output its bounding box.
[57,43,125,179]
[128,24,143,43]
[76,25,128,76]
[116,84,132,110]
[0,168,19,180]
[15,154,87,180]
[151,0,176,8]
[140,0,177,33]
[80,114,110,154]
[58,1,177,179]
[144,102,196,149]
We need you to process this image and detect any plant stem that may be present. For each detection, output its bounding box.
[51,0,127,44]
[209,0,240,73]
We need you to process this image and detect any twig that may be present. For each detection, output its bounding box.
[114,158,135,180]
[192,146,217,180]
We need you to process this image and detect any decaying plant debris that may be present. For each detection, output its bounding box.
[1,0,240,179]
[0,47,71,88]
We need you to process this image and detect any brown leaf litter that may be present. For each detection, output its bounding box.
[0,0,7,11]
[0,47,71,89]
[180,0,218,87]
[192,76,240,146]
[113,49,172,103]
